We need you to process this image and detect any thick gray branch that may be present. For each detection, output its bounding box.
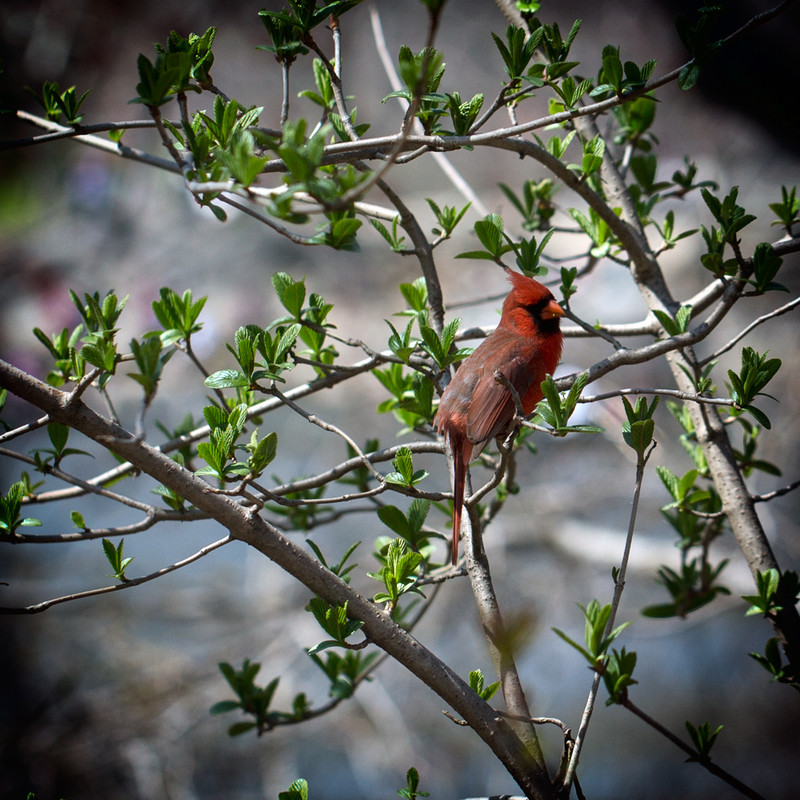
[0,357,555,800]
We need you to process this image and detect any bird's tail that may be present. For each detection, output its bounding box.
[449,431,472,565]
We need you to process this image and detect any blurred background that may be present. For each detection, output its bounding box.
[1,1,799,798]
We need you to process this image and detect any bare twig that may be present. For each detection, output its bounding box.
[0,414,51,444]
[621,699,767,800]
[752,479,800,503]
[563,441,656,792]
[699,296,800,365]
[368,4,490,217]
[148,104,186,168]
[268,384,384,482]
[0,446,157,514]
[0,117,170,150]
[577,387,739,409]
[280,60,291,126]
[563,309,625,350]
[10,508,207,543]
[0,535,231,614]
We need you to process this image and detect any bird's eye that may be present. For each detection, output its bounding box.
[523,297,551,318]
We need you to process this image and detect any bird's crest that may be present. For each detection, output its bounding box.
[505,270,552,306]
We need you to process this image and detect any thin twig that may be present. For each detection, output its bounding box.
[0,118,170,150]
[268,384,384,482]
[0,414,50,445]
[368,4,490,217]
[0,536,231,614]
[752,479,800,503]
[577,387,739,409]
[306,25,358,141]
[10,508,207,543]
[148,104,186,168]
[564,309,625,350]
[280,60,291,126]
[563,441,656,791]
[217,194,323,244]
[699,296,800,365]
[0,446,156,514]
[252,480,387,506]
[621,699,767,800]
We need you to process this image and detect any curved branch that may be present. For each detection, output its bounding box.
[752,478,800,504]
[699,296,800,365]
[11,110,180,172]
[0,117,173,150]
[621,698,766,800]
[268,384,384,482]
[0,445,157,514]
[269,441,443,497]
[576,387,738,409]
[7,508,207,543]
[563,442,655,792]
[0,356,554,800]
[0,535,231,614]
[374,176,446,333]
[23,354,388,504]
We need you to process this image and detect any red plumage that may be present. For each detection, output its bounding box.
[435,271,564,564]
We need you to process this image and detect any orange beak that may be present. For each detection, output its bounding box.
[541,299,565,320]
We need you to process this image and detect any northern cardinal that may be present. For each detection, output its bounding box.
[435,271,564,564]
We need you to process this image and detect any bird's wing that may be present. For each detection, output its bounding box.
[465,350,534,447]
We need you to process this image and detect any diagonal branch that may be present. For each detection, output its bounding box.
[0,356,555,800]
[1,535,231,614]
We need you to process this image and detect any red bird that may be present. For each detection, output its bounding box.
[435,271,564,564]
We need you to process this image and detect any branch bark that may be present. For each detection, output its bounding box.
[0,357,555,800]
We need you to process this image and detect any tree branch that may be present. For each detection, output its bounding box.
[0,356,555,800]
[621,699,766,800]
[0,535,231,614]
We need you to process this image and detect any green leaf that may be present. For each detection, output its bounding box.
[458,214,514,262]
[279,778,310,800]
[384,446,429,487]
[70,510,87,529]
[468,668,500,701]
[205,369,251,389]
[0,482,42,535]
[377,505,411,539]
[102,537,133,580]
[621,395,659,456]
[685,720,723,762]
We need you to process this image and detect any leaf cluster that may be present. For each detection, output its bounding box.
[205,324,300,390]
[102,537,133,581]
[368,539,425,609]
[309,648,379,700]
[726,347,781,429]
[211,660,309,736]
[377,499,435,556]
[0,481,42,537]
[306,598,364,653]
[30,80,90,125]
[195,403,278,481]
[684,720,723,762]
[398,767,430,800]
[535,374,603,435]
[621,396,658,458]
[29,423,92,472]
[554,599,630,665]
